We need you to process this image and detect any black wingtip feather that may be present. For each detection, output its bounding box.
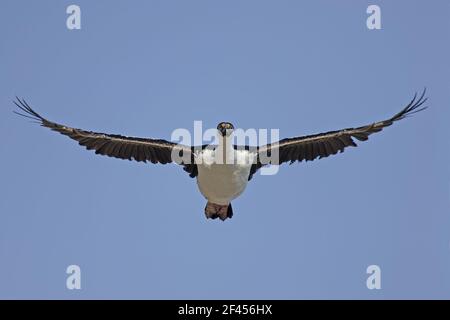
[13,97,45,123]
[392,88,428,122]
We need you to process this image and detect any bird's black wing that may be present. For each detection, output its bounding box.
[14,98,197,176]
[248,90,427,180]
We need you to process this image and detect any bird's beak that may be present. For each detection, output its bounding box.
[219,127,228,136]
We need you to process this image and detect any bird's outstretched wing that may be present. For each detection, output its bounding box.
[14,98,196,174]
[249,89,427,179]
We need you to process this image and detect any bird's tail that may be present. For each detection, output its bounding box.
[204,202,233,221]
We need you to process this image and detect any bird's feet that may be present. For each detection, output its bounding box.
[204,202,229,221]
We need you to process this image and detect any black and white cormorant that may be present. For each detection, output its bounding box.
[14,90,427,221]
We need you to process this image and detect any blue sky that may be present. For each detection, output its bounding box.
[0,0,449,299]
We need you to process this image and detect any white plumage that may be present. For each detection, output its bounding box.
[195,146,255,206]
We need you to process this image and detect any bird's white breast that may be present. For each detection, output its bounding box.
[195,148,255,205]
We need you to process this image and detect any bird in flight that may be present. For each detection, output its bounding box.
[14,90,427,221]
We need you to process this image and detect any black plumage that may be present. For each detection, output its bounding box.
[13,97,196,174]
[14,89,427,183]
[248,89,427,180]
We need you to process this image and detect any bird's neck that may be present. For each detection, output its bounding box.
[217,135,233,164]
[218,135,232,149]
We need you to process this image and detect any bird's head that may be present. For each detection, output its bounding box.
[217,122,234,137]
